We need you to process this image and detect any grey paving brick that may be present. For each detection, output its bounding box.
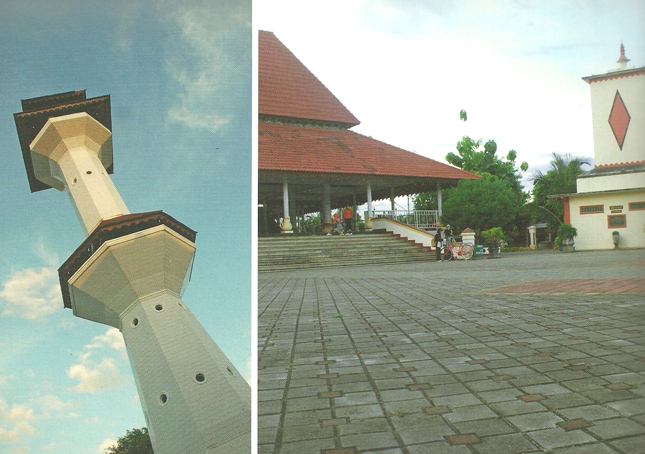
[433,393,483,408]
[490,400,547,416]
[338,416,389,436]
[340,431,399,450]
[507,411,563,431]
[608,434,645,453]
[476,388,523,403]
[407,441,472,454]
[470,433,539,454]
[453,417,517,437]
[558,404,620,421]
[606,397,645,416]
[540,393,594,410]
[442,404,498,423]
[526,428,597,450]
[550,443,620,454]
[586,417,645,439]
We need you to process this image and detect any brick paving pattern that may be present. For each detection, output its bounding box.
[258,249,645,453]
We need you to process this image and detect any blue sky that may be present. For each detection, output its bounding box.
[0,1,251,453]
[256,0,644,202]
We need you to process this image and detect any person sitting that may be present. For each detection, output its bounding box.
[332,217,344,235]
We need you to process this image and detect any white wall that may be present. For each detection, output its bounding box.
[569,189,645,250]
[372,217,434,247]
[588,72,645,166]
[577,171,645,193]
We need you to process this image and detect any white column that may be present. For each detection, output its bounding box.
[437,182,443,218]
[289,193,297,233]
[281,179,293,233]
[366,183,373,231]
[528,225,537,250]
[322,184,331,225]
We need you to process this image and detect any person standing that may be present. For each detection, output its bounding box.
[434,228,443,262]
[444,224,453,246]
[342,206,354,235]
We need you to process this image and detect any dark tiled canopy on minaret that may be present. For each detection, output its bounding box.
[14,90,112,192]
[58,211,197,309]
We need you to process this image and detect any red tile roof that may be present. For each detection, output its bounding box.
[259,31,360,127]
[259,123,478,180]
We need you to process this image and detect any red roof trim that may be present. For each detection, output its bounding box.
[583,67,645,84]
[595,160,645,169]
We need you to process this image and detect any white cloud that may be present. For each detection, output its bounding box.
[85,328,127,359]
[0,398,36,445]
[60,319,75,329]
[0,267,61,321]
[159,0,250,134]
[98,438,117,454]
[29,395,78,420]
[67,359,127,394]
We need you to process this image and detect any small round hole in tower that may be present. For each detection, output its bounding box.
[132,318,139,327]
[86,170,92,175]
[159,393,168,405]
[195,373,205,383]
[155,304,163,312]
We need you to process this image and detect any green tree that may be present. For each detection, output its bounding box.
[416,110,530,232]
[106,428,154,454]
[441,175,520,232]
[530,152,589,224]
[413,191,438,211]
[446,136,528,194]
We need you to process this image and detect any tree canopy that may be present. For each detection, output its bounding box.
[530,152,589,224]
[446,135,528,194]
[441,175,520,232]
[105,428,154,454]
[415,110,529,233]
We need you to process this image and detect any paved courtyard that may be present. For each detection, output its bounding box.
[258,249,645,454]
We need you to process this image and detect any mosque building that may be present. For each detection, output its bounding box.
[565,43,645,250]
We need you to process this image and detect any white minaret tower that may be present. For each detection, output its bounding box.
[14,91,250,454]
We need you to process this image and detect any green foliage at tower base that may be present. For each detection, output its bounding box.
[105,427,154,454]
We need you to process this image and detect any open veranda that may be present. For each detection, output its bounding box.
[258,249,645,454]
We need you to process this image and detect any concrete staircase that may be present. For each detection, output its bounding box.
[258,232,434,272]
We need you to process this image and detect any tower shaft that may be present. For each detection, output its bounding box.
[29,112,128,235]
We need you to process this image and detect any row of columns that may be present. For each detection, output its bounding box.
[279,180,443,234]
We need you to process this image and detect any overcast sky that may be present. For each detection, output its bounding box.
[256,0,644,203]
[0,1,251,453]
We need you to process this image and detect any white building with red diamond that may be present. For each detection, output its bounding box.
[564,44,645,250]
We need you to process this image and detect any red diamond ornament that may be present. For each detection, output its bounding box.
[608,91,630,150]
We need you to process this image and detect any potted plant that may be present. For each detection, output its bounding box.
[556,223,577,252]
[481,227,504,258]
[612,231,620,249]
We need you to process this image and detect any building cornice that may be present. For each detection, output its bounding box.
[582,67,645,84]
